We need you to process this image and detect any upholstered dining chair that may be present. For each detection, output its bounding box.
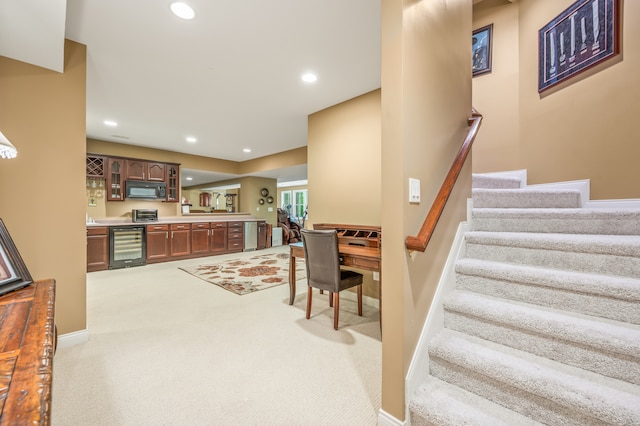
[300,229,363,330]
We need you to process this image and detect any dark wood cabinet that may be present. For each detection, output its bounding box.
[87,226,109,271]
[125,160,165,182]
[146,224,170,262]
[210,222,228,253]
[191,223,210,254]
[257,221,267,250]
[170,224,191,257]
[227,221,244,253]
[86,155,106,178]
[166,164,180,202]
[106,157,124,201]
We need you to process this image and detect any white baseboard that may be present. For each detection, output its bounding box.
[378,408,406,426]
[585,198,640,209]
[57,329,89,349]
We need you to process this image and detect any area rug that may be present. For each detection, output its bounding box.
[179,250,305,295]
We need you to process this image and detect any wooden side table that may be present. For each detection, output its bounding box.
[0,279,56,425]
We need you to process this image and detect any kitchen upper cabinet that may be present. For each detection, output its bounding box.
[166,164,179,202]
[106,158,124,201]
[125,160,165,182]
[86,155,106,178]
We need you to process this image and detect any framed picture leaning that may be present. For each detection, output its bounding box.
[0,219,33,296]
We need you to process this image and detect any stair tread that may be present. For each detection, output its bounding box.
[455,258,640,302]
[465,231,640,255]
[410,377,543,426]
[430,330,640,424]
[444,290,640,358]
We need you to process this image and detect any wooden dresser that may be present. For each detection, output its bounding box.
[0,279,56,425]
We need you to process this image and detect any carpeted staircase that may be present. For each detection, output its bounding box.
[409,172,640,425]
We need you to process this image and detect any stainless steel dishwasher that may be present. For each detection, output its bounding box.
[244,221,257,251]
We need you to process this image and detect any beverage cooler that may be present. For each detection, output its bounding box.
[109,226,146,269]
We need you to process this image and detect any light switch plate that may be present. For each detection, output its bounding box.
[409,178,420,203]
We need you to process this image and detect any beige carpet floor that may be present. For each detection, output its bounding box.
[52,246,381,425]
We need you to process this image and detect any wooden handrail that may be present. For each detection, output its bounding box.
[405,109,483,252]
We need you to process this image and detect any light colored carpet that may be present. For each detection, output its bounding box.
[52,246,381,425]
[178,250,306,295]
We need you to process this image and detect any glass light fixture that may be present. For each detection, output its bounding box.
[0,131,17,159]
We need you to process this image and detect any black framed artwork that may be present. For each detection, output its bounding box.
[0,219,32,296]
[538,0,621,93]
[472,24,493,77]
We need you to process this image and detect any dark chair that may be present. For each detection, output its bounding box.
[277,208,302,244]
[301,229,363,330]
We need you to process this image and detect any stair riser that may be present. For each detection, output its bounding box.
[471,217,640,235]
[465,242,640,278]
[456,274,640,325]
[428,357,604,426]
[443,310,640,385]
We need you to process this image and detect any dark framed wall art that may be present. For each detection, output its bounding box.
[538,0,621,93]
[0,219,33,296]
[472,24,493,77]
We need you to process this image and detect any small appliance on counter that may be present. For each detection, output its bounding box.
[132,209,158,223]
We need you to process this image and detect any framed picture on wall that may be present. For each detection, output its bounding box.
[538,0,621,93]
[0,219,33,296]
[472,24,493,77]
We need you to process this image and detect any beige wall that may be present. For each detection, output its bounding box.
[307,89,382,299]
[0,40,87,334]
[473,0,640,200]
[472,0,521,169]
[381,0,472,420]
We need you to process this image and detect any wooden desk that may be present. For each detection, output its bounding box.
[288,242,381,304]
[0,279,56,425]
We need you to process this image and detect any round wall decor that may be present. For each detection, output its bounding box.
[260,188,269,197]
[266,196,274,204]
[258,198,265,205]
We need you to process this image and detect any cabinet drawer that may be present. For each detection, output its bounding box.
[228,231,243,239]
[342,256,379,271]
[87,226,108,236]
[211,222,227,228]
[191,222,210,229]
[228,239,243,250]
[227,221,243,229]
[147,224,169,232]
[170,224,190,231]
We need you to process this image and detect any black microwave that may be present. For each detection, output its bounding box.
[125,180,166,200]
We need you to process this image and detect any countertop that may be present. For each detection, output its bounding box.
[86,213,261,227]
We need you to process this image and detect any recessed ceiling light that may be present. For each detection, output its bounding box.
[243,148,251,153]
[302,72,317,83]
[186,136,197,143]
[186,177,193,181]
[170,2,195,20]
[104,120,118,127]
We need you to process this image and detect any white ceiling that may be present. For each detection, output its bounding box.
[60,0,381,186]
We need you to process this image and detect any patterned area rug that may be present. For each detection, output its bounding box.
[179,250,305,295]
